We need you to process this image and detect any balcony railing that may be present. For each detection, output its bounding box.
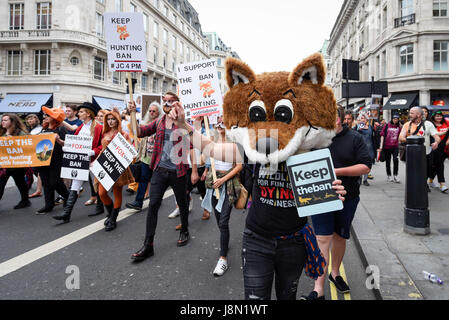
[0,29,106,48]
[394,13,416,28]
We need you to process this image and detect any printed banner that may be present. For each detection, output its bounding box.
[60,135,93,181]
[0,134,56,168]
[90,133,137,191]
[176,59,223,120]
[286,149,343,217]
[104,12,147,72]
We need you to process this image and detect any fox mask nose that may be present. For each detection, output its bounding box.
[256,137,279,156]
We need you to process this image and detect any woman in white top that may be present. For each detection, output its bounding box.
[26,114,44,199]
[202,120,242,277]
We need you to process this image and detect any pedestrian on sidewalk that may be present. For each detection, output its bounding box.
[130,92,193,263]
[378,114,402,183]
[356,113,376,186]
[399,107,440,193]
[0,113,31,209]
[52,102,104,223]
[301,106,372,300]
[428,111,449,192]
[35,107,69,214]
[126,102,161,211]
[343,111,356,130]
[96,110,134,231]
[201,120,242,277]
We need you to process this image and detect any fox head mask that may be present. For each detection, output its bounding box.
[223,53,337,165]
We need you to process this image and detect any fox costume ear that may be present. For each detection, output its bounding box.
[288,53,326,87]
[225,57,256,89]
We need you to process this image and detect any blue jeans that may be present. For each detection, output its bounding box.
[134,162,152,207]
[242,228,307,300]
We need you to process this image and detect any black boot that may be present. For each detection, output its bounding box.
[105,208,120,231]
[103,203,114,226]
[53,190,77,223]
[131,239,154,262]
[89,195,104,216]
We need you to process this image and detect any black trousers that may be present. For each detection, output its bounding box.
[144,167,190,242]
[384,148,399,176]
[430,150,447,183]
[0,168,29,203]
[186,167,207,198]
[39,165,69,209]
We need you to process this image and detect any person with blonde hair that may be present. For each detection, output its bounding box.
[0,113,30,209]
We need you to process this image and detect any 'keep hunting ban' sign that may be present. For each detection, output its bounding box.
[104,12,147,72]
[176,59,223,120]
[286,149,343,217]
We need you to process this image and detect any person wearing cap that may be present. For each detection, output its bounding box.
[429,110,449,192]
[378,114,402,183]
[35,107,70,214]
[53,102,104,223]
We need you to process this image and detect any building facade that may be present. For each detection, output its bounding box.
[327,0,449,117]
[0,0,209,109]
[203,32,240,95]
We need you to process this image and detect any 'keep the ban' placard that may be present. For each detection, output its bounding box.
[61,135,93,181]
[90,133,137,191]
[104,12,147,72]
[176,59,223,120]
[286,149,343,217]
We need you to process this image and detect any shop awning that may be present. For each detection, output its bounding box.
[383,92,418,110]
[0,93,52,113]
[92,96,126,111]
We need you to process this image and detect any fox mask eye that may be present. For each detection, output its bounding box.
[249,100,266,122]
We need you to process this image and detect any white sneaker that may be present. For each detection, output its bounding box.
[440,184,449,193]
[168,207,180,219]
[394,176,400,183]
[429,180,439,188]
[213,258,228,276]
[387,176,394,182]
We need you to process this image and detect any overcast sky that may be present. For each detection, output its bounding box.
[188,0,345,74]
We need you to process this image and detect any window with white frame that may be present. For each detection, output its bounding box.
[180,42,184,56]
[382,50,387,78]
[96,12,103,37]
[130,3,136,12]
[172,57,176,72]
[172,35,177,51]
[113,72,122,85]
[153,77,159,92]
[9,3,24,30]
[93,56,105,80]
[433,0,448,16]
[434,41,448,71]
[172,14,177,25]
[115,0,122,12]
[163,29,168,45]
[153,0,159,9]
[7,50,23,76]
[399,44,413,74]
[143,13,148,33]
[163,52,167,68]
[153,46,158,64]
[382,6,387,30]
[400,0,413,17]
[164,6,168,17]
[36,2,52,29]
[34,50,51,75]
[142,73,148,91]
[153,22,159,38]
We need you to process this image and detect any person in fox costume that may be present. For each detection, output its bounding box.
[164,53,346,300]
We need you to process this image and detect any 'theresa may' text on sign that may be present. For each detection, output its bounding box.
[104,12,147,72]
[90,133,137,191]
[176,59,223,120]
[286,148,343,217]
[60,135,93,181]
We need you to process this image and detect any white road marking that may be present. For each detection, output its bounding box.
[0,189,174,278]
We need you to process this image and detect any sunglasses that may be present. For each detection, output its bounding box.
[149,110,158,113]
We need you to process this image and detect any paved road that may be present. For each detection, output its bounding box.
[0,181,376,300]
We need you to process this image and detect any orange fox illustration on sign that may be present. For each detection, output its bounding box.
[199,81,215,98]
[117,25,130,40]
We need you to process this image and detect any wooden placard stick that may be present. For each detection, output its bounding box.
[127,72,139,150]
[203,115,220,199]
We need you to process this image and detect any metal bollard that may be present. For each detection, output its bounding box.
[404,135,430,235]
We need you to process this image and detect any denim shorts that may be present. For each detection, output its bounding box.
[310,196,360,239]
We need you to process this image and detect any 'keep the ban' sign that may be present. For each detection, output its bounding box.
[176,59,223,120]
[104,12,147,72]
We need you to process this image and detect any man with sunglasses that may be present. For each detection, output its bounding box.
[128,92,193,262]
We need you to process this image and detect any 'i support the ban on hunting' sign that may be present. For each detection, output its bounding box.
[104,12,147,72]
[90,133,137,191]
[286,149,343,217]
[176,59,223,120]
